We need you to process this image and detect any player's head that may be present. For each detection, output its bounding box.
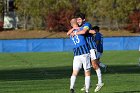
[74,12,86,26]
[92,26,100,32]
[70,18,78,28]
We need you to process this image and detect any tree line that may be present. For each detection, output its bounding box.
[7,0,140,32]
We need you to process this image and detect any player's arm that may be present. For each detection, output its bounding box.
[89,30,96,34]
[67,27,79,36]
[67,28,74,36]
[76,27,88,35]
[95,35,101,45]
[70,26,89,36]
[76,25,90,35]
[96,40,100,45]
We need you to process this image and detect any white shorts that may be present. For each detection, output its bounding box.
[73,54,91,72]
[96,52,102,59]
[90,49,97,60]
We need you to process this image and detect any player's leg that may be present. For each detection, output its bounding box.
[82,54,91,93]
[70,56,82,93]
[90,49,102,84]
[98,61,107,72]
[90,49,104,92]
[84,70,90,93]
[98,61,106,68]
[70,70,78,93]
[97,52,107,72]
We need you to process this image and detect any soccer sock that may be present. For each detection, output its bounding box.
[99,61,106,68]
[95,68,102,84]
[70,75,76,89]
[85,76,90,92]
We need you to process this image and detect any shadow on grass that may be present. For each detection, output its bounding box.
[0,65,140,81]
[104,65,140,74]
[114,90,140,93]
[0,66,72,81]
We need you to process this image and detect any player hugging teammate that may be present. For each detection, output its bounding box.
[67,12,106,93]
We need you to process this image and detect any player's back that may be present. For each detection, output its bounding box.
[70,29,89,56]
[94,32,103,53]
[81,22,97,50]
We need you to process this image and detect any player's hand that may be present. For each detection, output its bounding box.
[73,27,79,30]
[89,30,96,34]
[70,32,75,37]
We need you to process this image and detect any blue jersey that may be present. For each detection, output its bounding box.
[70,29,89,56]
[81,22,97,50]
[94,32,103,53]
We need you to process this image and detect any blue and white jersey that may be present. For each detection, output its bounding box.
[94,32,103,53]
[70,28,89,56]
[81,22,97,50]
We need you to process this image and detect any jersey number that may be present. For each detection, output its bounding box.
[72,35,80,45]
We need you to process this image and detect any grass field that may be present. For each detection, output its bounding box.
[0,51,140,93]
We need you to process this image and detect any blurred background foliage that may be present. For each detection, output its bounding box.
[1,0,140,32]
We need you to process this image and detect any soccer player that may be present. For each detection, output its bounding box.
[67,18,91,93]
[71,12,104,92]
[92,26,107,72]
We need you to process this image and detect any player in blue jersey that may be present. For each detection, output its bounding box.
[67,18,91,93]
[71,12,104,92]
[92,26,107,72]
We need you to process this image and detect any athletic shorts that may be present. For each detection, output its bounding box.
[96,52,102,59]
[73,53,91,72]
[90,49,97,60]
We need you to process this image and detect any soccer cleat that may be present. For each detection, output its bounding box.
[94,83,104,92]
[70,89,75,93]
[81,86,85,91]
[81,85,92,91]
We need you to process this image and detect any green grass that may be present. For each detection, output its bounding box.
[0,51,139,93]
